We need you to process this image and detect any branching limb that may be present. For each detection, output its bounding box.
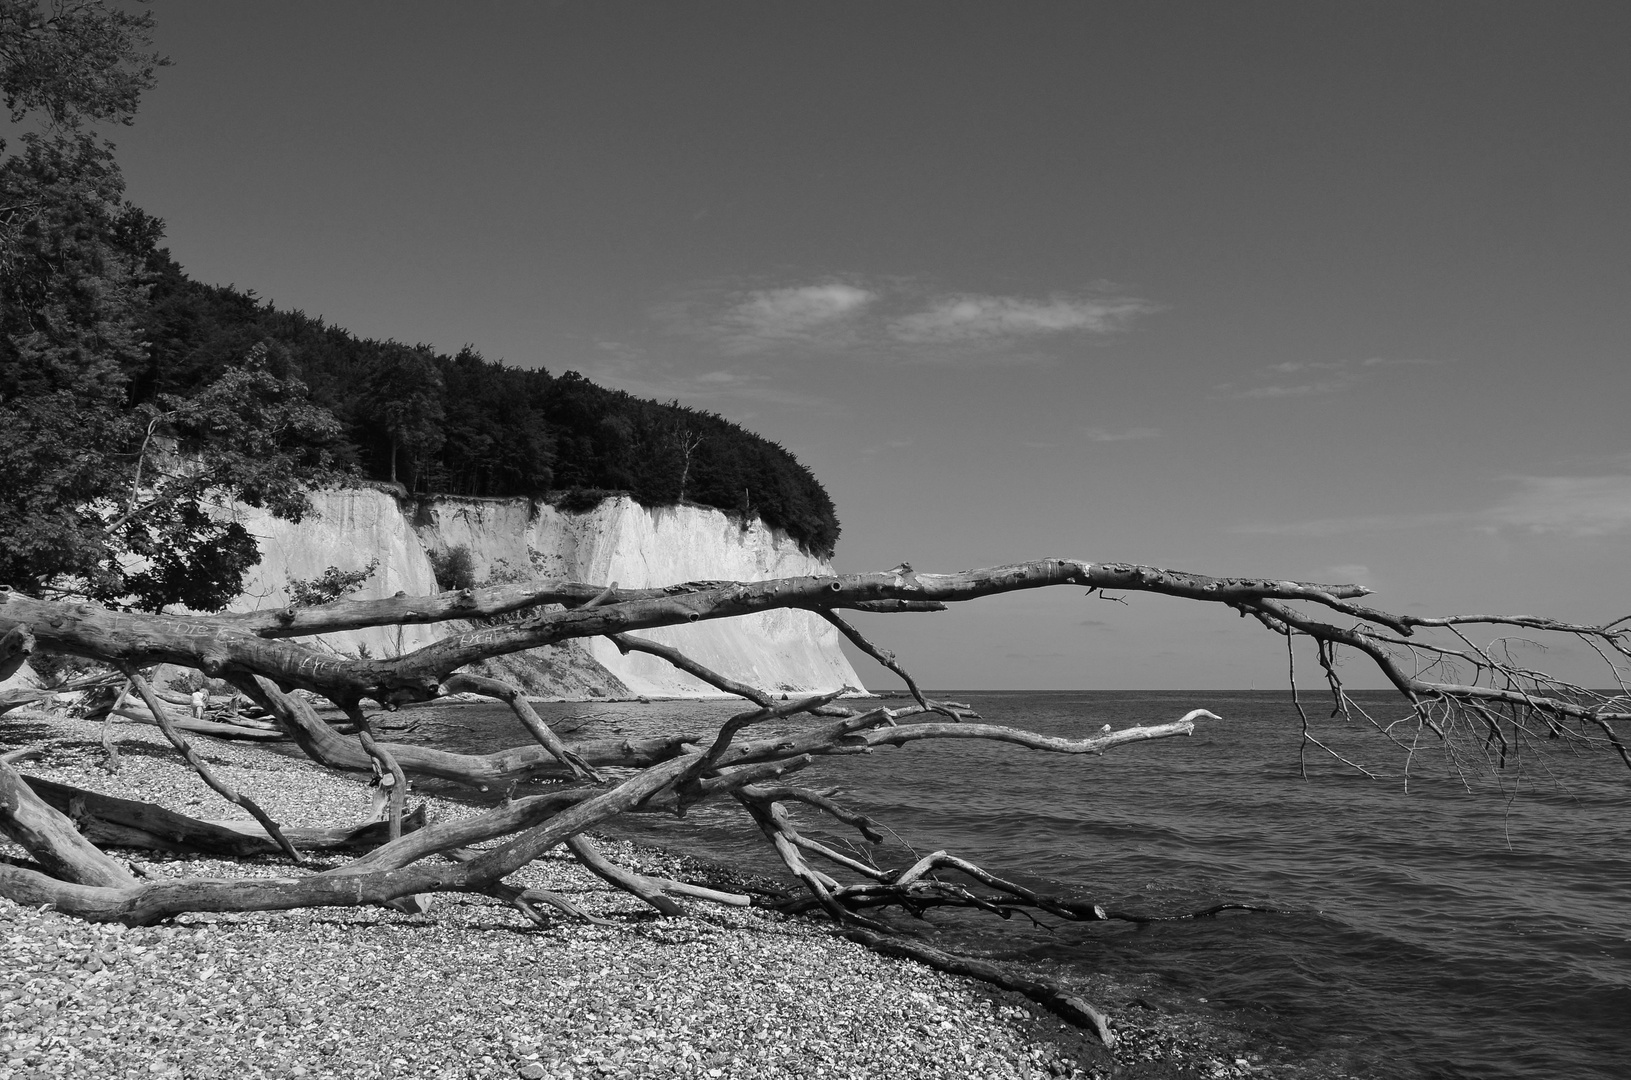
[607,631,853,717]
[737,795,850,924]
[218,580,949,640]
[818,610,927,712]
[440,847,613,927]
[840,927,1118,1048]
[831,849,1272,925]
[737,783,886,843]
[342,702,408,840]
[1247,599,1631,748]
[698,688,850,773]
[779,823,891,882]
[20,774,427,856]
[442,672,604,782]
[565,834,684,917]
[238,674,693,787]
[0,758,137,887]
[860,711,1217,755]
[330,790,592,877]
[0,747,717,924]
[0,562,1372,705]
[126,669,305,864]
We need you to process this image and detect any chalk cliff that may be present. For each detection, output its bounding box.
[227,489,865,699]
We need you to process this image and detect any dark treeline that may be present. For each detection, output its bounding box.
[2,0,834,611]
[130,253,841,557]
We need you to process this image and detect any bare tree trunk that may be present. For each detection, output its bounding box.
[0,759,136,888]
[3,557,1629,1044]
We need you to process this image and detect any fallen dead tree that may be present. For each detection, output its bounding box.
[3,560,1629,1042]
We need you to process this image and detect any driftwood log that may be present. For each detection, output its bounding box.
[3,560,1629,1042]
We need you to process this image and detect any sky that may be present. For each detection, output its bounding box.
[97,1,1631,690]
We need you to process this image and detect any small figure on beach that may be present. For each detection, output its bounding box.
[190,689,206,720]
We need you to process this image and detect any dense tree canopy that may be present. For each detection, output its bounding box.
[0,0,165,133]
[127,265,843,556]
[121,263,843,556]
[0,0,841,617]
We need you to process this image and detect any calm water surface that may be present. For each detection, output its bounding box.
[397,690,1631,1079]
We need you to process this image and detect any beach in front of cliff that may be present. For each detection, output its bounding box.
[0,710,1334,1080]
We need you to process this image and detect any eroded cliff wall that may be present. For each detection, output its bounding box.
[227,489,865,699]
[414,495,865,698]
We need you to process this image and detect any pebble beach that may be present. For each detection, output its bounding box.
[2,710,1296,1080]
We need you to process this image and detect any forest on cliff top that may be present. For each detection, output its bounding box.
[133,261,840,556]
[2,133,840,598]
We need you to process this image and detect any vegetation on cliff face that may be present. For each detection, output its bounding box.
[0,1,838,617]
[134,271,842,556]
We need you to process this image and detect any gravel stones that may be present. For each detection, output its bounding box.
[2,712,1296,1079]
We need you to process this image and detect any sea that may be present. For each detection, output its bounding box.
[390,689,1631,1079]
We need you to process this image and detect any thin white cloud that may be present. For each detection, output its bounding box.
[717,283,875,350]
[1361,356,1442,367]
[1233,465,1631,540]
[1082,425,1161,442]
[1232,377,1358,399]
[1223,356,1446,400]
[1230,512,1462,537]
[657,278,1157,365]
[1482,474,1631,537]
[1266,361,1345,374]
[890,294,1152,344]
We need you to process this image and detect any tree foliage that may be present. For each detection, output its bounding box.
[0,1,344,610]
[364,345,444,488]
[126,278,844,555]
[0,131,145,595]
[1,0,840,623]
[286,560,378,608]
[0,0,165,133]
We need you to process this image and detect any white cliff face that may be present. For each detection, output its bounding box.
[226,488,444,661]
[416,495,866,698]
[229,489,865,699]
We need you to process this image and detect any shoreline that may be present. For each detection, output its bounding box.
[3,710,1298,1079]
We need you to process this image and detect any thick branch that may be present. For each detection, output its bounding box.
[343,702,408,841]
[565,834,683,917]
[608,631,851,717]
[0,562,1372,705]
[862,711,1217,754]
[841,928,1118,1048]
[0,759,137,887]
[0,624,35,682]
[20,774,427,857]
[240,675,692,787]
[442,672,603,782]
[126,671,305,864]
